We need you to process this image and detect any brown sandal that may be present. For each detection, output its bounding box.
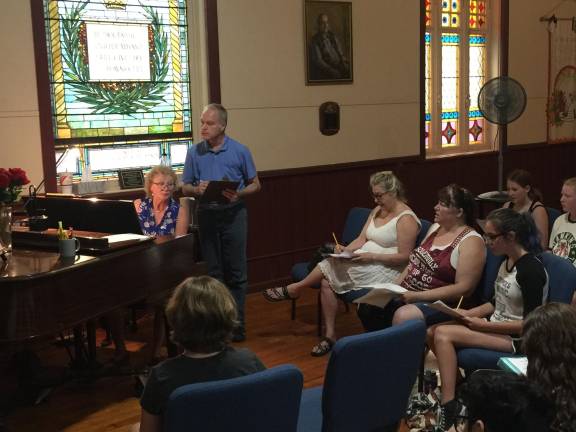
[311,337,335,357]
[262,286,297,302]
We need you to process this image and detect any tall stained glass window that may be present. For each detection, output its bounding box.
[424,0,494,156]
[42,0,193,176]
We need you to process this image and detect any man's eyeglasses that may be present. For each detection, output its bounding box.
[152,182,175,189]
[483,232,504,243]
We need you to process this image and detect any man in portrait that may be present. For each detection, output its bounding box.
[308,12,351,81]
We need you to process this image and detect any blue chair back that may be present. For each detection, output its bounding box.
[541,252,576,303]
[298,320,426,432]
[477,248,505,302]
[341,207,372,245]
[546,207,562,236]
[416,218,432,246]
[165,365,303,432]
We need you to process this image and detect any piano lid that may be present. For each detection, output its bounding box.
[33,196,142,235]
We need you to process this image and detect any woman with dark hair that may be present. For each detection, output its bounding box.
[263,171,421,356]
[457,371,553,432]
[358,184,486,331]
[523,302,576,432]
[431,207,548,429]
[138,276,265,432]
[504,169,548,249]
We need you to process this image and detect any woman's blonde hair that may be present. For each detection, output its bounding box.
[166,276,237,353]
[369,171,406,201]
[144,165,178,198]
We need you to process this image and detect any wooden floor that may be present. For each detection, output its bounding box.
[3,288,412,432]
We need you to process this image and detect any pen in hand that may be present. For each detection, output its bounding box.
[456,296,464,309]
[332,232,341,252]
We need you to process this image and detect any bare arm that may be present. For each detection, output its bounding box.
[237,176,261,198]
[404,235,486,303]
[532,204,549,250]
[139,409,161,432]
[353,214,420,267]
[175,198,190,236]
[181,181,208,198]
[343,207,378,252]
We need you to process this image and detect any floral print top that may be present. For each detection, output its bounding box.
[137,197,180,236]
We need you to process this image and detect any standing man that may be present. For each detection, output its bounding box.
[182,104,261,342]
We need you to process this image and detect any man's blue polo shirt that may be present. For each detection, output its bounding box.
[182,136,257,190]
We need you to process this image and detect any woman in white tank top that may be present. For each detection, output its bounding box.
[263,172,420,356]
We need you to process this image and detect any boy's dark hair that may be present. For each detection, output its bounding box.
[458,371,553,432]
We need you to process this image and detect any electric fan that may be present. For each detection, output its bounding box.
[477,76,527,200]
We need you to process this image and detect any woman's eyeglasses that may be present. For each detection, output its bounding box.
[152,182,175,189]
[483,232,504,243]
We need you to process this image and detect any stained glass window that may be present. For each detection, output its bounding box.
[43,0,193,176]
[424,0,493,156]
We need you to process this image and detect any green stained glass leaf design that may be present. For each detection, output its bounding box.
[61,1,170,115]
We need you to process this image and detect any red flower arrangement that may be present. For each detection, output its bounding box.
[0,168,30,204]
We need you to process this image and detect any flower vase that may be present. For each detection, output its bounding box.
[0,204,12,253]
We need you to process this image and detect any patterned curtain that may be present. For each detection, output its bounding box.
[548,20,576,143]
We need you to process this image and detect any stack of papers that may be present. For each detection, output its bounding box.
[328,251,355,259]
[427,300,466,319]
[352,283,407,307]
[103,233,150,244]
[497,356,528,375]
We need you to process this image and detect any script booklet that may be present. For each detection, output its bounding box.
[200,180,240,205]
[352,283,407,308]
[328,250,355,259]
[428,300,467,319]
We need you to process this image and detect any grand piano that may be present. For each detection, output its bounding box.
[0,196,205,345]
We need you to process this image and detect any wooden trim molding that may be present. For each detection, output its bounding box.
[204,0,221,103]
[30,0,57,192]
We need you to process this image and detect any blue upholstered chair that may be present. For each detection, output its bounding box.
[290,207,372,334]
[297,320,426,432]
[164,364,304,432]
[457,251,576,374]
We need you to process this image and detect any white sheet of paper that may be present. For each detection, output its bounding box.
[352,283,407,307]
[103,233,150,244]
[427,300,466,319]
[328,250,355,258]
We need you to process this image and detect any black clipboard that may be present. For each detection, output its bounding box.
[200,180,240,205]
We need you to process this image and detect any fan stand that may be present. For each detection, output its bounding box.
[476,125,509,202]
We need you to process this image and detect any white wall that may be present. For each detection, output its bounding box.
[218,0,420,170]
[0,0,43,186]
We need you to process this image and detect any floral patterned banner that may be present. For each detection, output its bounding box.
[547,20,576,143]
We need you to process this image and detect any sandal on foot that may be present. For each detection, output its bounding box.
[311,337,335,357]
[262,286,297,302]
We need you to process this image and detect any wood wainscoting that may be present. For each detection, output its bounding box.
[246,142,576,292]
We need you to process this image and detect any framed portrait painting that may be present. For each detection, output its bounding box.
[304,1,353,85]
